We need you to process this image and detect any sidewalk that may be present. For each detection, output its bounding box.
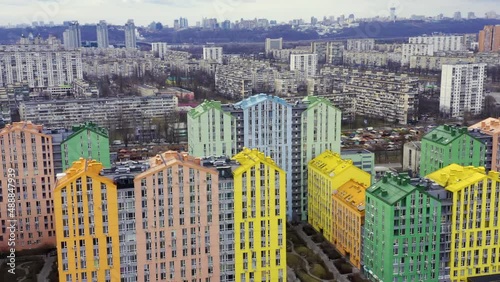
[37,256,55,281]
[293,223,350,282]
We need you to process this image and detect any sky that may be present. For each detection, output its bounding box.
[0,0,497,26]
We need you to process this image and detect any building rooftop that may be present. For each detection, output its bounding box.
[422,125,472,145]
[425,164,499,193]
[367,173,417,205]
[234,93,289,110]
[309,150,354,177]
[232,147,282,175]
[341,149,374,155]
[333,180,368,211]
[188,100,225,119]
[469,117,500,134]
[64,122,108,140]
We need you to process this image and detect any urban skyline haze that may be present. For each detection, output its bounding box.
[0,0,497,26]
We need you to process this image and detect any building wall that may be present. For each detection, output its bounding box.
[0,122,56,251]
[188,101,234,158]
[341,149,375,182]
[232,148,287,282]
[409,35,464,52]
[402,142,421,176]
[54,160,121,282]
[469,118,500,172]
[61,124,111,170]
[331,180,367,268]
[135,152,220,282]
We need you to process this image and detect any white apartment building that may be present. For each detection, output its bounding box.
[124,19,137,49]
[401,43,434,66]
[408,35,464,52]
[96,20,109,48]
[440,63,486,118]
[0,40,83,89]
[290,53,318,79]
[151,42,169,58]
[63,21,81,50]
[265,38,283,55]
[202,46,223,64]
[19,95,178,129]
[346,39,375,51]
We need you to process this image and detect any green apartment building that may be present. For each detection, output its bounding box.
[363,173,442,282]
[420,125,486,177]
[61,122,111,170]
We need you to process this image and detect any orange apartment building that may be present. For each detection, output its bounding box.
[331,180,368,269]
[469,118,500,171]
[479,25,500,52]
[134,151,220,282]
[0,121,56,251]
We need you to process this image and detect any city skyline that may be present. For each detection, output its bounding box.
[0,0,498,26]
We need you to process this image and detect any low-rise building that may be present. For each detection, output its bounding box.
[402,141,421,176]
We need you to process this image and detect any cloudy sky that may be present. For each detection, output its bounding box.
[0,0,497,26]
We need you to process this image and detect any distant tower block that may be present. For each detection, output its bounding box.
[390,7,396,22]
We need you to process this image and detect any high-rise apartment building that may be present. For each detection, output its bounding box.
[0,122,56,251]
[203,46,223,64]
[308,150,371,243]
[390,7,396,22]
[124,19,137,49]
[290,53,318,79]
[409,35,464,52]
[188,94,342,220]
[265,38,283,55]
[96,20,110,48]
[346,39,375,51]
[151,42,169,59]
[63,21,82,50]
[54,159,121,282]
[135,151,221,282]
[326,41,345,65]
[401,43,434,66]
[179,17,189,28]
[0,36,83,89]
[426,164,500,281]
[363,173,443,282]
[439,63,486,118]
[61,122,111,171]
[420,125,487,177]
[478,25,500,52]
[469,118,500,172]
[332,180,368,269]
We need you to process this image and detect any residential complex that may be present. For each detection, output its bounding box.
[265,38,283,55]
[469,118,500,172]
[290,53,318,79]
[19,95,178,129]
[0,122,56,251]
[347,39,375,51]
[124,19,137,49]
[0,36,83,89]
[401,43,434,66]
[308,151,371,243]
[478,25,500,52]
[439,63,486,118]
[332,180,368,269]
[61,122,111,170]
[188,94,342,220]
[54,159,121,282]
[96,20,110,48]
[419,125,487,177]
[151,42,169,59]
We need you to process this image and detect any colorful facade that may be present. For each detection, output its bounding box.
[332,180,368,268]
[135,151,221,282]
[188,94,342,221]
[231,148,287,282]
[420,125,486,177]
[61,122,111,170]
[427,164,500,282]
[363,173,442,282]
[308,150,371,242]
[0,121,56,251]
[54,159,120,282]
[469,118,500,172]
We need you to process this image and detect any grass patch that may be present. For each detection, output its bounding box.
[296,270,322,282]
[288,231,306,246]
[287,253,306,270]
[0,256,44,282]
[295,246,315,257]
